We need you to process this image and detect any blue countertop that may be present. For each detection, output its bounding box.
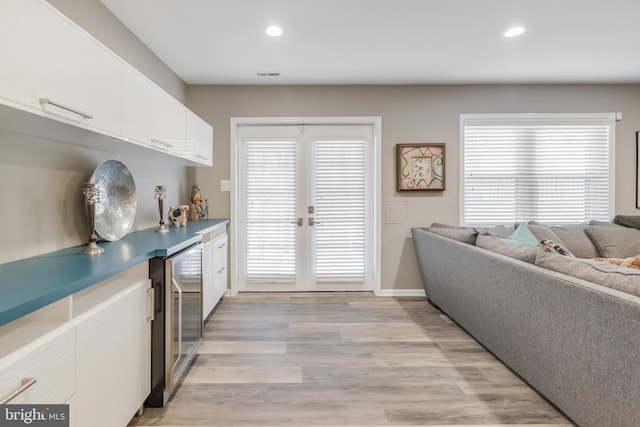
[0,219,228,327]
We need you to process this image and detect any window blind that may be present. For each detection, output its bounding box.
[463,115,613,226]
[245,139,297,281]
[314,139,366,282]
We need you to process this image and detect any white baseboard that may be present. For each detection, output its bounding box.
[225,289,426,297]
[378,288,426,297]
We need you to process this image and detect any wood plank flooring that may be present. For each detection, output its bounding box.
[128,293,573,427]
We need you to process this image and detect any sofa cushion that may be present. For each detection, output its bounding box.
[476,232,537,263]
[585,225,640,258]
[595,255,640,269]
[535,250,640,297]
[429,223,478,245]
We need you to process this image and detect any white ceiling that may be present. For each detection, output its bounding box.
[99,0,640,85]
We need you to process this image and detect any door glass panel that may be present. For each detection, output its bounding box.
[313,139,367,282]
[245,139,297,282]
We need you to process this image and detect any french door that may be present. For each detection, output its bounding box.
[235,123,375,292]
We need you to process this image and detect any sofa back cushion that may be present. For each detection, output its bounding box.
[613,215,640,229]
[429,223,479,245]
[529,223,598,259]
[585,225,640,258]
[476,232,538,263]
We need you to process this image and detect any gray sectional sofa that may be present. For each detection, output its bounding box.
[411,220,640,427]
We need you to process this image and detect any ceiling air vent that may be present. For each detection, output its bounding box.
[257,72,280,77]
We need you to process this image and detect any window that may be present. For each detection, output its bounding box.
[461,113,615,226]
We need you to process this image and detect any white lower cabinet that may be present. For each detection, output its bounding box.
[65,395,76,427]
[212,234,228,305]
[0,263,151,427]
[0,324,75,406]
[202,238,216,321]
[202,230,228,321]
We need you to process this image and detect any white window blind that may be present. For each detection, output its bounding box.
[314,139,366,282]
[245,139,297,281]
[462,114,614,226]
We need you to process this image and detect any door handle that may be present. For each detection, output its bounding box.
[172,278,183,364]
[309,218,321,226]
[147,287,155,322]
[291,218,303,226]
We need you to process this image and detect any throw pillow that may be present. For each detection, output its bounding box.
[503,223,539,247]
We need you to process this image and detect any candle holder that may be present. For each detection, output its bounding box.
[155,185,169,233]
[82,183,104,255]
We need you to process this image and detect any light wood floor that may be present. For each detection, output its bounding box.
[128,293,573,427]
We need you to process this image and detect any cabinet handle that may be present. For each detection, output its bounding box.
[151,139,174,149]
[217,266,226,274]
[1,378,36,404]
[39,98,93,120]
[147,287,155,321]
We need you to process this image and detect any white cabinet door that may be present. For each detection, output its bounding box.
[0,326,74,405]
[185,109,213,166]
[202,240,216,321]
[74,278,151,427]
[121,66,186,154]
[212,234,228,304]
[202,232,227,321]
[0,0,121,136]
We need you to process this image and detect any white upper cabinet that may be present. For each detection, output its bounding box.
[121,65,186,156]
[0,0,213,166]
[0,0,121,137]
[186,109,214,166]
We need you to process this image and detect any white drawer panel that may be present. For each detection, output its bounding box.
[0,325,75,404]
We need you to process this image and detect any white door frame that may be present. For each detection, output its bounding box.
[230,116,382,296]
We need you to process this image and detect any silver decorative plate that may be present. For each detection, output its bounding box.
[90,159,137,241]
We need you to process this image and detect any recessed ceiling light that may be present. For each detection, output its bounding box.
[504,26,526,38]
[266,26,283,37]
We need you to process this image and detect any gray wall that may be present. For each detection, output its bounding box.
[186,84,640,291]
[0,1,189,264]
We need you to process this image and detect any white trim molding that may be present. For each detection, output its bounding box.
[378,288,426,297]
